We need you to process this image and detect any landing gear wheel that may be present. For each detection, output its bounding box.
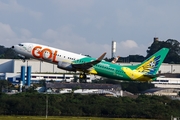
[79,73,87,79]
[79,73,87,83]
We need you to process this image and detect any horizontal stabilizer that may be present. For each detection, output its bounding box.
[144,74,157,78]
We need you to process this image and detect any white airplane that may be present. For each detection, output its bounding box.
[12,43,169,82]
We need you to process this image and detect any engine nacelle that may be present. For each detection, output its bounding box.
[57,61,76,71]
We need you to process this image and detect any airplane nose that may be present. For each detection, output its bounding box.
[12,46,14,48]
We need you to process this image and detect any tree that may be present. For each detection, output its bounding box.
[146,39,180,63]
[0,80,13,93]
[0,45,19,59]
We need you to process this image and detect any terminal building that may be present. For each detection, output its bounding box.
[1,59,180,83]
[1,59,180,81]
[1,59,180,97]
[0,59,93,83]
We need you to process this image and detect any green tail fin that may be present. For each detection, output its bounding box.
[135,48,169,75]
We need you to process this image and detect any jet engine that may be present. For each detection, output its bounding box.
[57,61,76,71]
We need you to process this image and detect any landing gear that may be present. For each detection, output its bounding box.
[79,73,87,83]
[79,73,87,79]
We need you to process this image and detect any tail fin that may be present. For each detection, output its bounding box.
[135,48,169,75]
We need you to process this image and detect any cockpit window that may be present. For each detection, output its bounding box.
[18,44,24,46]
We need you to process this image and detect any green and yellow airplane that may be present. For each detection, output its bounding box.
[12,43,169,82]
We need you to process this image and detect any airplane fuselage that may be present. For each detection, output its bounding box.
[12,43,131,80]
[12,43,169,82]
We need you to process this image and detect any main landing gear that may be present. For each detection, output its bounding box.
[79,73,87,79]
[79,73,87,83]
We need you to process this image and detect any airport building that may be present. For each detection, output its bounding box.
[142,88,180,96]
[0,59,180,83]
[0,59,93,83]
[1,59,180,78]
[1,59,180,97]
[46,82,122,97]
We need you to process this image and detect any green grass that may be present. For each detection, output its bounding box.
[0,116,155,120]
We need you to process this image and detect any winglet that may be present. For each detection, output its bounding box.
[97,52,106,61]
[112,56,120,63]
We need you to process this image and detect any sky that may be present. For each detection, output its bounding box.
[0,0,180,58]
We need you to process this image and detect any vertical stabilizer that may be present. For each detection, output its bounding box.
[135,48,169,75]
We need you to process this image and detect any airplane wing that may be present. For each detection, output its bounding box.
[72,52,106,70]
